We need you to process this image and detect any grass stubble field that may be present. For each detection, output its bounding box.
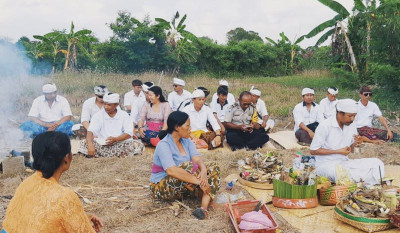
[1,71,399,232]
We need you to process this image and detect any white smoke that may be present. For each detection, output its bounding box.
[0,40,45,157]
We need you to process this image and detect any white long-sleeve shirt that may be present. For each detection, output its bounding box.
[182,104,221,132]
[168,90,192,111]
[88,108,133,140]
[293,102,323,131]
[319,97,338,119]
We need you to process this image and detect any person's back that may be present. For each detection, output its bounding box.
[3,171,94,233]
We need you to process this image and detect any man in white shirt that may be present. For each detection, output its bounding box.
[249,86,274,132]
[168,78,192,111]
[183,89,222,149]
[319,87,339,119]
[177,86,210,111]
[293,88,324,144]
[310,99,384,185]
[211,80,235,105]
[79,93,144,158]
[355,86,396,142]
[124,79,146,113]
[130,81,154,125]
[20,84,73,137]
[210,86,231,135]
[81,85,109,130]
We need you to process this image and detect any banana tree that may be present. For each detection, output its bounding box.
[298,0,367,72]
[155,11,198,74]
[266,32,303,72]
[62,22,96,70]
[33,32,66,73]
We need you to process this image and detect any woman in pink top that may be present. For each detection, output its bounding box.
[137,86,171,146]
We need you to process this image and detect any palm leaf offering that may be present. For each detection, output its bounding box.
[273,179,317,199]
[337,187,395,218]
[238,152,283,184]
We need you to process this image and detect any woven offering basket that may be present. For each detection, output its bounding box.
[334,205,393,232]
[272,179,318,209]
[319,184,357,206]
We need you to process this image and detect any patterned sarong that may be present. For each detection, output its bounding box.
[150,161,220,201]
[357,126,389,141]
[78,139,144,157]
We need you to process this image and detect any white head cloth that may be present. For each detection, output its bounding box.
[302,88,315,96]
[94,85,109,96]
[192,89,205,98]
[142,82,154,92]
[219,80,229,87]
[42,84,57,93]
[336,99,358,114]
[103,93,120,104]
[327,87,339,95]
[173,78,185,86]
[250,86,261,96]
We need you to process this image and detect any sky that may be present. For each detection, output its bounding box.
[0,0,355,47]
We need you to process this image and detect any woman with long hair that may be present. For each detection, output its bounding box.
[137,86,171,146]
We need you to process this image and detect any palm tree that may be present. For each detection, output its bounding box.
[33,32,66,73]
[63,22,96,70]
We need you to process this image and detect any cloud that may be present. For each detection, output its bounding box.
[0,0,355,47]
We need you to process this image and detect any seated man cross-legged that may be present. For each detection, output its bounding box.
[310,99,384,186]
[355,86,397,142]
[224,91,269,151]
[182,89,222,150]
[20,84,74,138]
[79,93,144,157]
[293,88,324,145]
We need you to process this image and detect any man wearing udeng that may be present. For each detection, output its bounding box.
[310,99,384,186]
[20,83,73,137]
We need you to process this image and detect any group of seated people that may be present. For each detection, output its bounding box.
[20,78,274,156]
[6,78,397,232]
[293,86,396,145]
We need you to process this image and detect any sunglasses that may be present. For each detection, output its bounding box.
[363,92,372,97]
[96,95,104,99]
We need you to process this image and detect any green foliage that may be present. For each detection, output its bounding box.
[226,27,263,43]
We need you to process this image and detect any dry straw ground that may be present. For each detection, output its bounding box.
[1,71,399,232]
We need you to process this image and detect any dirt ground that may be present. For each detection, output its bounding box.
[1,132,399,232]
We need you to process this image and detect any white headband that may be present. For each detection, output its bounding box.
[103,93,120,104]
[192,89,205,98]
[173,78,185,86]
[219,80,229,87]
[142,82,154,92]
[328,87,339,95]
[302,88,315,96]
[42,84,57,93]
[250,86,261,96]
[336,99,358,114]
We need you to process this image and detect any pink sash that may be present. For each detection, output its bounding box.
[147,121,163,132]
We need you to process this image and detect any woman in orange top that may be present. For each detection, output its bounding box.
[2,132,103,233]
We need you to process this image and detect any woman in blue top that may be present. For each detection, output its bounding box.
[150,111,220,220]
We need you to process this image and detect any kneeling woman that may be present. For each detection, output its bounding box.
[150,111,221,219]
[182,89,222,149]
[137,86,171,146]
[2,132,103,233]
[79,93,144,157]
